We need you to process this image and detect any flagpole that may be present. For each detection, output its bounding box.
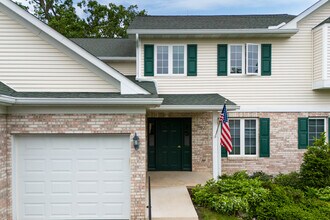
[218,99,227,178]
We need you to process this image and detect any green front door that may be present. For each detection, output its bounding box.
[148,118,192,171]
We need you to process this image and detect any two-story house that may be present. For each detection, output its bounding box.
[0,0,330,219]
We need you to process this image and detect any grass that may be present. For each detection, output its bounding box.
[195,207,240,220]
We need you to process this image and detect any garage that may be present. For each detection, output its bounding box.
[13,135,131,220]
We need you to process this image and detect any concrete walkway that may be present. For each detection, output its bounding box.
[146,172,212,220]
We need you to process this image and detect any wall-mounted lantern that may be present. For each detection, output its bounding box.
[133,133,140,150]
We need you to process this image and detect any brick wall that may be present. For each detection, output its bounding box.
[5,114,146,220]
[147,112,213,172]
[0,115,7,220]
[223,112,330,175]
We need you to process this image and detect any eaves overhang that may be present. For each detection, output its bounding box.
[128,28,299,38]
[0,95,163,106]
[150,105,239,111]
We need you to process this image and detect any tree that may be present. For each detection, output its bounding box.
[300,133,330,188]
[17,0,146,38]
[78,0,146,38]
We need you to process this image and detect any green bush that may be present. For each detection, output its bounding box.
[192,171,269,217]
[250,171,273,182]
[274,172,302,189]
[300,133,330,188]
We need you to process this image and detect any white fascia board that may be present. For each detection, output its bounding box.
[14,97,163,105]
[98,57,136,61]
[0,95,163,106]
[0,0,149,95]
[237,105,330,112]
[127,28,298,36]
[281,0,328,29]
[151,105,239,111]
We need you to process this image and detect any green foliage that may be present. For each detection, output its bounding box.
[274,172,302,189]
[192,172,269,217]
[300,133,330,188]
[193,171,330,220]
[250,171,273,182]
[19,0,146,38]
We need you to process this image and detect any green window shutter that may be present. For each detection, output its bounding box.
[298,118,309,149]
[218,44,228,76]
[259,118,270,157]
[261,44,272,76]
[187,44,197,76]
[144,45,154,76]
[221,146,228,158]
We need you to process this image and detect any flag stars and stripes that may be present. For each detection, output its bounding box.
[220,104,233,153]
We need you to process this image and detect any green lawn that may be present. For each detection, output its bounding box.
[195,207,240,220]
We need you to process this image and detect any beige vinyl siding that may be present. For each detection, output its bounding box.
[313,27,323,82]
[327,25,330,79]
[106,61,136,76]
[140,2,330,106]
[0,11,119,92]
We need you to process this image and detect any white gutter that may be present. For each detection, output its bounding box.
[151,105,239,111]
[136,33,141,79]
[0,95,163,106]
[128,28,298,35]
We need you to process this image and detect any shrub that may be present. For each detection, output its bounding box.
[250,171,273,182]
[300,133,330,188]
[274,172,302,189]
[192,171,269,217]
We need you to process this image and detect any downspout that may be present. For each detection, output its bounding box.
[136,33,140,79]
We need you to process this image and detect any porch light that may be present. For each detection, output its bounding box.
[133,133,140,150]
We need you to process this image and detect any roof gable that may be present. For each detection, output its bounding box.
[0,0,148,95]
[281,0,329,29]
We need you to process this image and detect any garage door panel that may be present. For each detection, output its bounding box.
[15,135,130,220]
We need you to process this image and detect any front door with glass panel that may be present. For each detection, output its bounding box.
[148,118,192,171]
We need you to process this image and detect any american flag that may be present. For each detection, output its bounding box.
[220,104,233,153]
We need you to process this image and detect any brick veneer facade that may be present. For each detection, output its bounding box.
[0,111,329,219]
[0,115,7,220]
[147,111,214,172]
[223,112,330,175]
[1,114,146,220]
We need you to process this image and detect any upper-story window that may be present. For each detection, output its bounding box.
[228,44,261,75]
[155,45,186,75]
[247,44,260,74]
[229,45,244,74]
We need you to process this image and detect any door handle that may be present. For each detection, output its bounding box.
[177,145,181,149]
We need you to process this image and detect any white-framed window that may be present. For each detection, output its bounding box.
[228,44,245,75]
[229,118,258,156]
[308,118,326,146]
[155,45,187,75]
[227,43,261,75]
[246,44,261,75]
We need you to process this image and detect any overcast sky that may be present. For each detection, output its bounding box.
[16,0,320,15]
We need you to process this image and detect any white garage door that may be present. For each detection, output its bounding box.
[14,135,130,220]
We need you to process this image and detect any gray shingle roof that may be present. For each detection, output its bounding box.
[0,82,235,107]
[70,38,136,57]
[126,76,157,94]
[129,14,296,30]
[159,94,235,106]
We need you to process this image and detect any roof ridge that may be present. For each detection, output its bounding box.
[136,14,296,17]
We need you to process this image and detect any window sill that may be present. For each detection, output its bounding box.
[226,156,259,161]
